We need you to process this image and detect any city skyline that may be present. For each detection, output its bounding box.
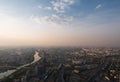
[0,0,120,47]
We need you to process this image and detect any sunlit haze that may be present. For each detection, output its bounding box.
[0,0,120,47]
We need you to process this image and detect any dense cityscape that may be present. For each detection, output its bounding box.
[0,47,119,82]
[0,0,120,82]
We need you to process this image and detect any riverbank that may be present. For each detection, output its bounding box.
[0,51,41,79]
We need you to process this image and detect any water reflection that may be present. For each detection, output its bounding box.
[0,51,41,79]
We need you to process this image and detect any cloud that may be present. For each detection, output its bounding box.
[50,14,74,25]
[96,4,102,9]
[30,14,74,28]
[38,5,42,9]
[50,0,76,13]
[38,5,52,10]
[44,6,52,10]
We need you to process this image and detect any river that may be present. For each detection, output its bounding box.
[0,51,41,79]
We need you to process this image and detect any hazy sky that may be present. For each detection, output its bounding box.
[0,0,120,47]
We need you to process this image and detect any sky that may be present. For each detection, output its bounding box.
[0,0,120,47]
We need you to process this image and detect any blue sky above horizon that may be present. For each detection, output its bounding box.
[0,0,120,47]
